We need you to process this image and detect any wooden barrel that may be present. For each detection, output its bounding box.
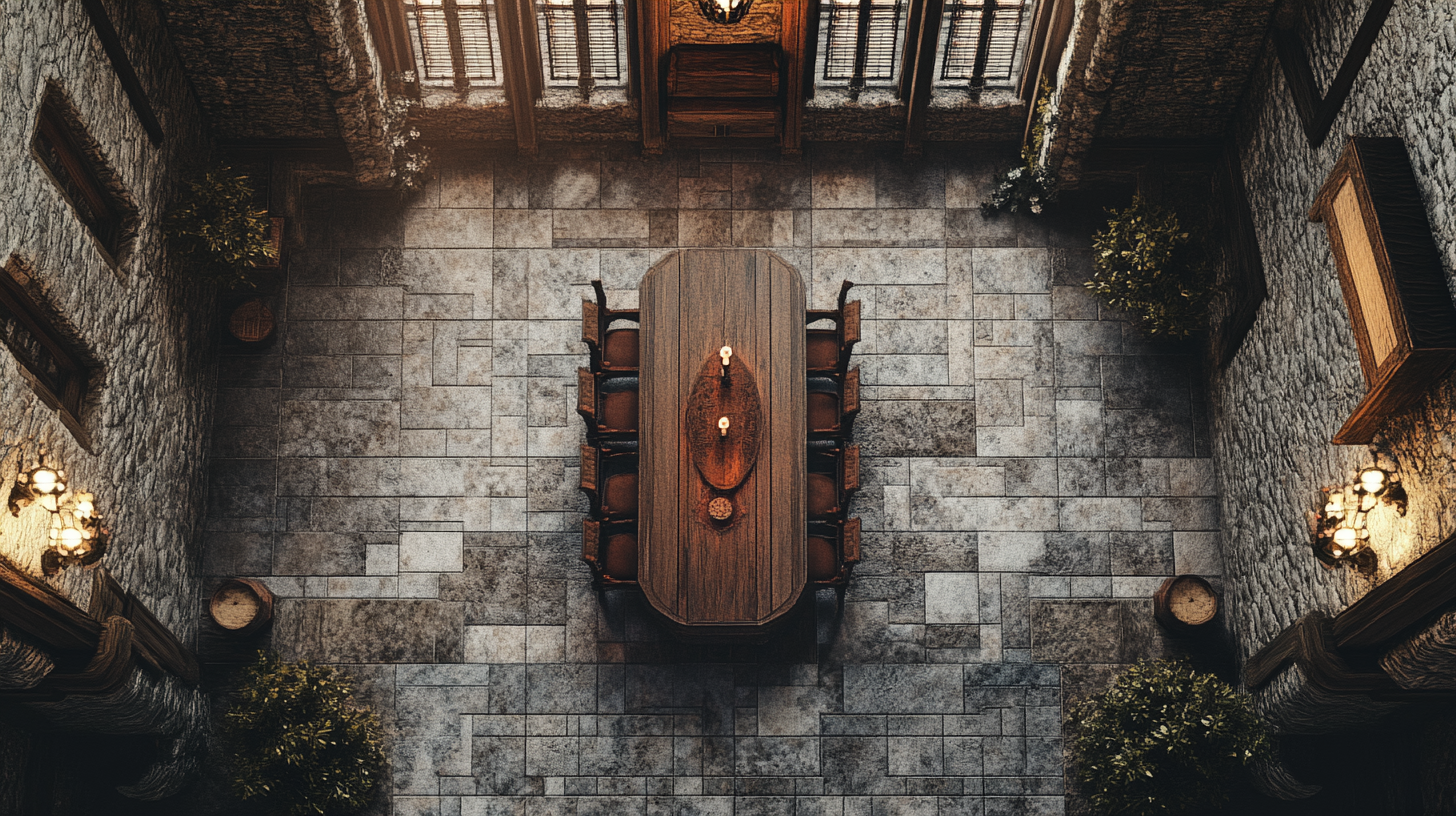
[1152,574,1219,633]
[228,298,274,343]
[209,578,274,636]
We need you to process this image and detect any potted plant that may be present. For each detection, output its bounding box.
[166,166,282,342]
[981,78,1058,217]
[1084,194,1214,339]
[223,652,385,816]
[1071,658,1270,816]
[165,166,279,289]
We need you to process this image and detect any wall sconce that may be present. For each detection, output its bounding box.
[8,457,67,516]
[1310,466,1406,574]
[697,0,754,25]
[44,492,109,572]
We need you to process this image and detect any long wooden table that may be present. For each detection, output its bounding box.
[638,250,807,640]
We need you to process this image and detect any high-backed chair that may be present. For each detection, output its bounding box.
[579,444,639,520]
[806,280,861,376]
[808,516,862,593]
[583,279,640,373]
[807,443,861,519]
[808,368,861,438]
[577,368,640,440]
[582,518,639,589]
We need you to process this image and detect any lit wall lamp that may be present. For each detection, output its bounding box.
[1310,466,1406,574]
[697,0,754,25]
[8,456,67,516]
[45,491,109,571]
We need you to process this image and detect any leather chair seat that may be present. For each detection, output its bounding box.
[600,390,639,431]
[603,473,638,518]
[808,391,839,432]
[806,331,839,369]
[807,536,838,582]
[808,473,837,517]
[603,533,638,580]
[603,328,639,369]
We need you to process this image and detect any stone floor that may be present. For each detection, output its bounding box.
[203,145,1222,816]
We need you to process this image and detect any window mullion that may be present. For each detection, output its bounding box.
[443,0,472,91]
[572,0,595,97]
[968,0,997,92]
[849,0,875,96]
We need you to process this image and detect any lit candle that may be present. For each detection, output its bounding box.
[719,416,730,436]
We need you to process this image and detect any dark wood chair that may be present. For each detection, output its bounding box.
[806,280,861,376]
[583,280,640,373]
[808,368,861,437]
[577,368,640,439]
[808,516,862,593]
[579,444,639,520]
[582,518,640,589]
[807,443,860,519]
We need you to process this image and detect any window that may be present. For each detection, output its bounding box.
[819,0,907,93]
[405,0,503,88]
[538,0,626,90]
[0,258,97,448]
[31,88,136,266]
[938,0,1028,89]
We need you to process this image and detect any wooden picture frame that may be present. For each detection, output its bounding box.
[1309,137,1456,444]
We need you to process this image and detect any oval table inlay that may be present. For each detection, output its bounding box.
[685,353,762,491]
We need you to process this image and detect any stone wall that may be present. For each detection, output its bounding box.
[0,0,215,804]
[1043,0,1280,186]
[1210,0,1456,728]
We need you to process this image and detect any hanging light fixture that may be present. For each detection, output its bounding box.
[1310,466,1406,574]
[697,0,755,25]
[8,455,67,516]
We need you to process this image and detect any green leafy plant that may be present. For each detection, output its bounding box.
[1071,659,1271,816]
[164,167,276,289]
[1085,194,1214,339]
[982,77,1058,217]
[223,652,384,816]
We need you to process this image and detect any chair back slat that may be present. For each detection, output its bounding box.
[579,444,599,492]
[844,445,860,492]
[577,368,596,421]
[582,300,601,348]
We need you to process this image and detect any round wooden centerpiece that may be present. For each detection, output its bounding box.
[209,578,275,636]
[1152,575,1218,633]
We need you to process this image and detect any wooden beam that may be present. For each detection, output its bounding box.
[78,0,163,146]
[0,560,102,654]
[1333,529,1456,651]
[636,0,668,153]
[1018,0,1074,146]
[896,0,926,102]
[1274,0,1394,149]
[497,0,543,156]
[361,0,416,79]
[902,0,944,156]
[781,0,810,155]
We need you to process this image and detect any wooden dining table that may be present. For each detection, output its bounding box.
[638,250,807,640]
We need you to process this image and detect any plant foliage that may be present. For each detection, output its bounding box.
[1071,659,1270,816]
[1084,194,1213,339]
[981,78,1058,217]
[224,652,384,816]
[386,75,432,192]
[164,167,276,289]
